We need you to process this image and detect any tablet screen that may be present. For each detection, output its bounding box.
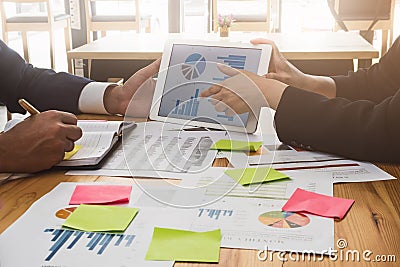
[158,44,262,127]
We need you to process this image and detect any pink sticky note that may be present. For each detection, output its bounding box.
[282,188,354,220]
[69,185,132,205]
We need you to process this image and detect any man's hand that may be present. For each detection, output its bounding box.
[0,111,82,173]
[104,59,161,116]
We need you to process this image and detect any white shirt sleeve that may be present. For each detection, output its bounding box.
[78,82,116,114]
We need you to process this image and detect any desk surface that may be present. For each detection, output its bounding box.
[67,31,379,61]
[1,116,399,266]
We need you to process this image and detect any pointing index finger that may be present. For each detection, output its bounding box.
[200,84,222,98]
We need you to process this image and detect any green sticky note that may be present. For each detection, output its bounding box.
[145,228,221,262]
[210,139,262,152]
[62,204,139,232]
[225,167,289,186]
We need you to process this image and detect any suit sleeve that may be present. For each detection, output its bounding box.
[0,40,91,114]
[332,36,400,103]
[274,86,400,162]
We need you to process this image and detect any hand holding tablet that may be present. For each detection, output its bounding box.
[150,39,272,133]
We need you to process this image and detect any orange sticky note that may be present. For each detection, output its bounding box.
[282,188,354,220]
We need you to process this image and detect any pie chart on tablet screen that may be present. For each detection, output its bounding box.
[181,53,206,80]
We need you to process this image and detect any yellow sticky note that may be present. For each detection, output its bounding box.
[64,145,82,160]
[145,228,221,262]
[210,140,262,152]
[225,167,289,186]
[62,204,139,232]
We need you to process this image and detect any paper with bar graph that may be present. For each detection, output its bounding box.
[0,183,174,267]
[158,44,264,127]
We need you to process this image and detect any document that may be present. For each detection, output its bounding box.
[56,120,136,167]
[0,182,174,267]
[175,167,332,201]
[131,171,334,253]
[164,195,334,253]
[68,122,218,176]
[271,160,396,183]
[248,144,343,165]
[217,151,250,168]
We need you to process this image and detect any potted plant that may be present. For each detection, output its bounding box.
[217,14,234,37]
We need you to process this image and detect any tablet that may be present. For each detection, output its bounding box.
[150,39,271,133]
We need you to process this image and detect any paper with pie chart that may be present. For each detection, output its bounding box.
[258,211,310,228]
[158,44,263,127]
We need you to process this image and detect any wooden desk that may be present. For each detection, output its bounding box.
[1,116,399,266]
[67,31,379,78]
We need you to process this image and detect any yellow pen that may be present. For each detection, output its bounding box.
[18,98,40,115]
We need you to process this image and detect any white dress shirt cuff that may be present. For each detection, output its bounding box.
[78,82,115,114]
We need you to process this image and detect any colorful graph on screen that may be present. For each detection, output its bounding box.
[171,88,200,116]
[213,54,247,82]
[181,53,206,80]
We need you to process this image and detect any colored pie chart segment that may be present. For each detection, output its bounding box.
[258,211,310,229]
[181,53,206,80]
[55,207,77,219]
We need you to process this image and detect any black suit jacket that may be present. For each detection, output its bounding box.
[275,36,400,163]
[0,40,91,114]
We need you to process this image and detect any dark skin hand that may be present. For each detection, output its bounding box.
[0,110,82,173]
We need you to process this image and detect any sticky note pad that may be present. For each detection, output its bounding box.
[63,204,139,232]
[145,228,221,262]
[225,167,289,186]
[64,145,82,160]
[210,140,262,152]
[282,188,355,220]
[69,185,132,205]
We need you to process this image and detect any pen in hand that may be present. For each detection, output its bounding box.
[18,99,40,115]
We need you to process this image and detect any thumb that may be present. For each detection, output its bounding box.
[128,58,161,86]
[265,72,287,83]
[265,73,278,80]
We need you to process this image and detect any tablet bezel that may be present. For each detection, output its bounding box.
[150,39,271,133]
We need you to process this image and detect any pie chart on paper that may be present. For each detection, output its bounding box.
[258,211,310,228]
[55,207,77,219]
[181,53,206,80]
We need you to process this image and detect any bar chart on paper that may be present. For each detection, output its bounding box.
[43,228,135,261]
[198,208,234,220]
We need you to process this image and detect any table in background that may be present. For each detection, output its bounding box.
[67,31,379,79]
[1,114,399,267]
